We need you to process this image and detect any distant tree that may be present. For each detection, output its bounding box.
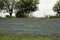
[15,0,39,18]
[0,0,17,17]
[53,0,60,17]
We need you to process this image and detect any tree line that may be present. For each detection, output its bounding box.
[0,0,39,18]
[0,0,60,18]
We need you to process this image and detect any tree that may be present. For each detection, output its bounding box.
[0,0,16,17]
[15,0,39,18]
[53,0,60,17]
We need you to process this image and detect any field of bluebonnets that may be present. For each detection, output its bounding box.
[0,18,60,40]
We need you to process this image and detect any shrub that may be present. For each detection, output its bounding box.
[16,11,28,18]
[6,15,9,18]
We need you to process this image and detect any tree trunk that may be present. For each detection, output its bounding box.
[9,9,13,17]
[10,13,12,17]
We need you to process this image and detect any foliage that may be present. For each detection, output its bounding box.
[53,0,60,17]
[16,11,27,18]
[0,0,17,17]
[0,0,39,18]
[15,0,39,18]
[6,15,9,18]
[0,0,4,9]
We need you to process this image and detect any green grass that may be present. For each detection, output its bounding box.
[0,35,59,40]
[0,33,60,40]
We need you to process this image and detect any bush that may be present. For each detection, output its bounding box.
[49,16,60,18]
[6,15,9,18]
[16,11,28,18]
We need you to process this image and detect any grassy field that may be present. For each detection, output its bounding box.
[0,18,60,40]
[0,34,60,40]
[0,36,58,40]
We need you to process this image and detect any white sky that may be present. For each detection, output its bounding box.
[32,0,58,17]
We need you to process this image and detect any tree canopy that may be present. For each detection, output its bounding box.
[0,0,15,17]
[53,0,60,17]
[15,0,39,18]
[0,0,5,9]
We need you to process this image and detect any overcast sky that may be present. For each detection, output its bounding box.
[32,0,58,17]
